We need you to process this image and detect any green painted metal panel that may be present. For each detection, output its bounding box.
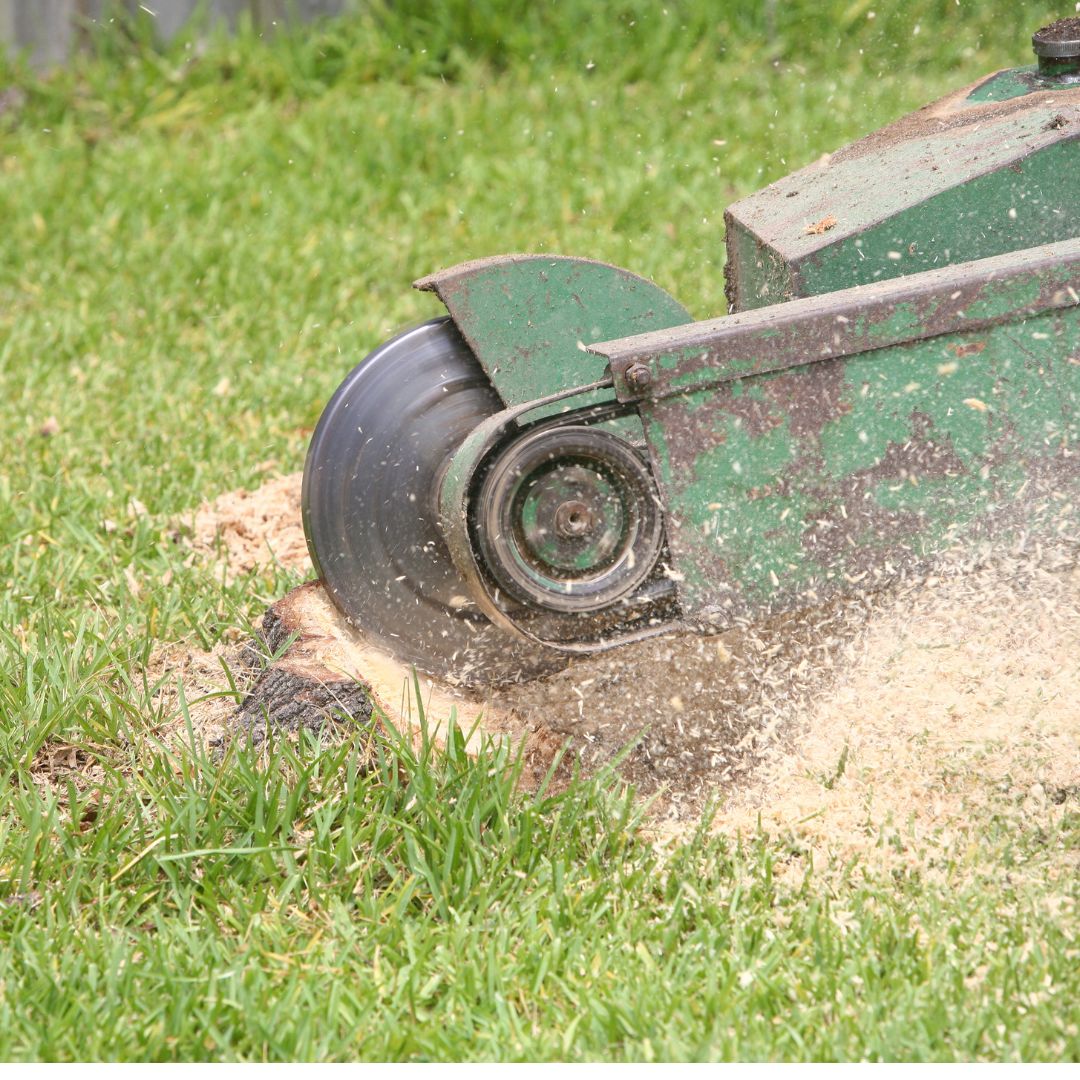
[640,305,1079,623]
[588,239,1080,625]
[799,138,1080,297]
[415,254,692,417]
[725,69,1080,310]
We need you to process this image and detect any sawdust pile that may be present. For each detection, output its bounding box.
[171,473,1079,869]
[711,558,1080,872]
[183,472,310,581]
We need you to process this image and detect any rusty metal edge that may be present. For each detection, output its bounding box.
[412,252,684,296]
[590,237,1080,401]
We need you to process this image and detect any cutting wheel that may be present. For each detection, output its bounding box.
[302,317,555,685]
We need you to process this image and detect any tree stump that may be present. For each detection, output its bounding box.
[230,581,566,787]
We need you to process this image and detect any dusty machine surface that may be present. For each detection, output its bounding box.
[302,19,1080,687]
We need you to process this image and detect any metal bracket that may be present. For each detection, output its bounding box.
[591,237,1080,403]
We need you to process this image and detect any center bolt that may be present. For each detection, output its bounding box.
[554,499,596,539]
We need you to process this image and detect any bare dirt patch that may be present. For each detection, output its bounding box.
[159,473,1080,872]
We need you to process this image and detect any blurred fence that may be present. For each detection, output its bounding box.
[0,1,349,66]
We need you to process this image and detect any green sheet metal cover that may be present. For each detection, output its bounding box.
[414,254,692,415]
[724,72,1080,310]
[589,239,1080,623]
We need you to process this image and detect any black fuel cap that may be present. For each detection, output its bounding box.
[1033,17,1080,76]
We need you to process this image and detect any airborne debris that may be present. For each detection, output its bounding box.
[164,470,1080,863]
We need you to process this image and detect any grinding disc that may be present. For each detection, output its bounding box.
[302,318,556,686]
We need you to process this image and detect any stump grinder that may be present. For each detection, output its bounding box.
[303,18,1080,686]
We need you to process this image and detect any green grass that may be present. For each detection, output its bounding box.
[1,716,1076,1061]
[1,1,1078,1061]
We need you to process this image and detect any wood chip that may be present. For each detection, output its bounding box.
[803,215,837,236]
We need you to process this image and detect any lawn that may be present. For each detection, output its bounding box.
[0,1,1077,1061]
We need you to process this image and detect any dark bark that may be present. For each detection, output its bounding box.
[231,580,374,744]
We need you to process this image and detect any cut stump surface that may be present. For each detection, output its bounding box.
[234,580,565,788]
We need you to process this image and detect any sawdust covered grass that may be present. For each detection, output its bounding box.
[716,557,1080,880]
[182,473,1080,891]
[1,3,1078,1062]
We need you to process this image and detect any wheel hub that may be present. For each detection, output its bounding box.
[553,498,597,540]
[473,425,664,614]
